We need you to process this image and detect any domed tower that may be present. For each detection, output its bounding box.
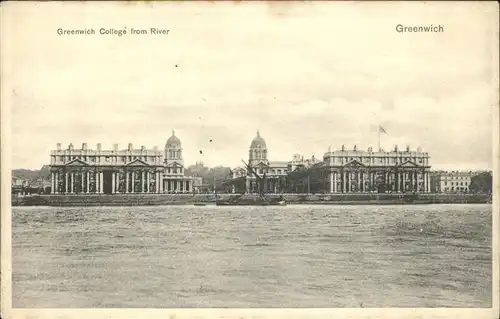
[248,130,268,167]
[164,130,184,166]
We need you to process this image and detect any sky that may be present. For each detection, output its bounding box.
[3,1,499,170]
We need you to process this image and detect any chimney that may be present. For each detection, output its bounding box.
[128,143,133,150]
[406,145,410,152]
[82,143,87,150]
[68,143,74,150]
[353,145,357,151]
[141,145,145,151]
[394,145,398,152]
[341,144,345,151]
[153,146,158,151]
[368,146,372,152]
[417,146,422,153]
[97,143,102,151]
[113,143,118,151]
[56,143,62,151]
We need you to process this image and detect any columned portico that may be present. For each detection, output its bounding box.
[49,143,165,194]
[162,177,193,193]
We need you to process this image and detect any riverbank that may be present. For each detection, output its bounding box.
[11,193,492,206]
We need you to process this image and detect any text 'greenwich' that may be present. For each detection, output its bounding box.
[396,24,444,33]
[57,28,170,36]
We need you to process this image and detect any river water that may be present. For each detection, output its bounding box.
[12,204,491,308]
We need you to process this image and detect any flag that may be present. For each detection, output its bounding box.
[379,125,387,134]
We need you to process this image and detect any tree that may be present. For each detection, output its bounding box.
[469,172,492,193]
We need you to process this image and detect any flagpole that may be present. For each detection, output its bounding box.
[378,127,381,152]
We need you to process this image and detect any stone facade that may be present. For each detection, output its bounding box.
[231,132,432,194]
[49,142,164,194]
[319,145,432,193]
[431,170,474,193]
[49,131,197,194]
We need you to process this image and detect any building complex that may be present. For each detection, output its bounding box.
[45,129,483,195]
[49,131,198,194]
[230,131,432,194]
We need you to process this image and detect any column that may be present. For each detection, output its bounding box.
[111,172,116,194]
[81,172,84,194]
[126,171,130,193]
[232,185,235,193]
[131,172,135,193]
[51,172,55,194]
[155,172,160,193]
[329,172,334,193]
[334,172,337,193]
[402,172,406,192]
[343,172,347,193]
[54,172,59,194]
[115,172,120,194]
[413,171,417,191]
[361,172,365,193]
[369,171,376,192]
[86,172,90,193]
[424,172,429,193]
[159,174,164,193]
[70,172,74,193]
[401,172,406,193]
[397,172,401,192]
[427,173,431,192]
[99,172,104,194]
[143,171,147,193]
[405,171,409,192]
[357,171,361,193]
[64,173,68,193]
[96,172,99,194]
[147,172,151,193]
[347,173,351,193]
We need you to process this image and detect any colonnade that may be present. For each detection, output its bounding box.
[328,170,431,193]
[50,170,164,194]
[241,177,283,194]
[163,178,192,193]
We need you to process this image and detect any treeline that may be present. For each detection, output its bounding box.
[469,171,493,193]
[12,165,51,181]
[184,165,233,190]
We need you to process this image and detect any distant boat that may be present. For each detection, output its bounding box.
[216,196,286,206]
[193,203,207,206]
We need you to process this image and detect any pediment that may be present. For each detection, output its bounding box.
[398,160,419,168]
[65,158,89,166]
[343,160,365,167]
[252,161,269,169]
[165,161,183,168]
[125,158,149,167]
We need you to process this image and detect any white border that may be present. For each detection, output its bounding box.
[1,1,499,319]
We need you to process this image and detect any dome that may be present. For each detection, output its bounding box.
[165,130,181,148]
[250,130,266,149]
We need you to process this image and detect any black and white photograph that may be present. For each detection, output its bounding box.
[1,1,498,319]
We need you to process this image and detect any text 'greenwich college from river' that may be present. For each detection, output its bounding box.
[57,28,170,36]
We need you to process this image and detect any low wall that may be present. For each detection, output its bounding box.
[11,192,492,206]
